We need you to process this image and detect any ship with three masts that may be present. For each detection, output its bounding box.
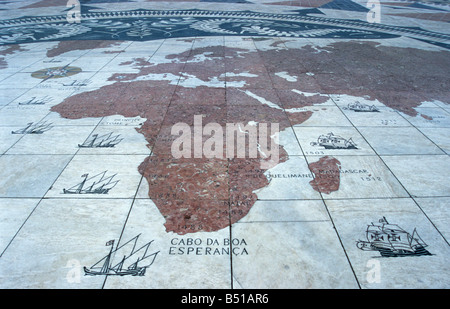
[78,132,123,148]
[356,217,432,257]
[18,96,52,105]
[344,101,379,112]
[63,171,119,194]
[311,132,357,149]
[11,121,53,134]
[84,234,159,277]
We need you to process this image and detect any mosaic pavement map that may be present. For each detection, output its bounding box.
[0,0,449,289]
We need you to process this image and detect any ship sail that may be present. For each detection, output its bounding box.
[63,171,119,194]
[18,96,52,105]
[78,132,123,148]
[11,121,53,134]
[410,228,428,248]
[84,234,159,276]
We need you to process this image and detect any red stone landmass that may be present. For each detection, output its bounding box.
[51,41,449,234]
[308,156,341,194]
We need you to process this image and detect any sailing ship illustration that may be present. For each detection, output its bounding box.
[62,79,92,87]
[11,121,53,134]
[18,96,52,105]
[62,171,119,194]
[356,217,432,257]
[78,132,123,148]
[343,101,379,112]
[310,132,357,149]
[84,234,159,276]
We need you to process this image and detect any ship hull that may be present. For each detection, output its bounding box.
[376,245,432,257]
[78,144,116,148]
[322,144,357,150]
[63,189,110,194]
[357,241,431,257]
[84,267,146,276]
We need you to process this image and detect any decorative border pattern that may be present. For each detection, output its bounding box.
[0,9,449,47]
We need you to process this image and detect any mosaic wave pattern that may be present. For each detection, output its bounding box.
[0,5,449,47]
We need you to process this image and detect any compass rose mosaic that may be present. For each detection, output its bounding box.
[31,66,82,79]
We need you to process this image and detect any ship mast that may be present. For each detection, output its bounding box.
[100,240,115,274]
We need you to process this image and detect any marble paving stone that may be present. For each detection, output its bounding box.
[18,56,80,73]
[381,155,450,197]
[276,89,333,109]
[358,126,446,155]
[0,88,29,106]
[0,57,43,73]
[232,70,273,89]
[415,197,450,243]
[306,155,409,199]
[326,198,450,289]
[83,41,133,57]
[338,105,413,127]
[419,127,450,154]
[102,198,232,288]
[42,110,103,127]
[224,37,257,51]
[293,126,376,156]
[6,125,95,155]
[0,126,23,154]
[76,125,151,156]
[153,122,301,157]
[329,93,414,128]
[98,55,148,73]
[432,101,450,109]
[31,79,94,95]
[0,198,134,289]
[289,105,354,127]
[0,73,12,84]
[184,58,226,74]
[226,88,282,107]
[0,73,43,89]
[328,93,385,107]
[171,86,226,106]
[98,115,160,129]
[256,155,322,200]
[9,87,77,108]
[178,72,226,88]
[40,71,105,91]
[276,126,304,156]
[224,53,267,76]
[68,56,118,73]
[0,198,40,255]
[0,154,72,198]
[231,221,359,288]
[402,107,450,128]
[122,41,166,56]
[237,199,330,223]
[0,104,51,128]
[45,154,147,199]
[270,71,323,91]
[42,42,93,58]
